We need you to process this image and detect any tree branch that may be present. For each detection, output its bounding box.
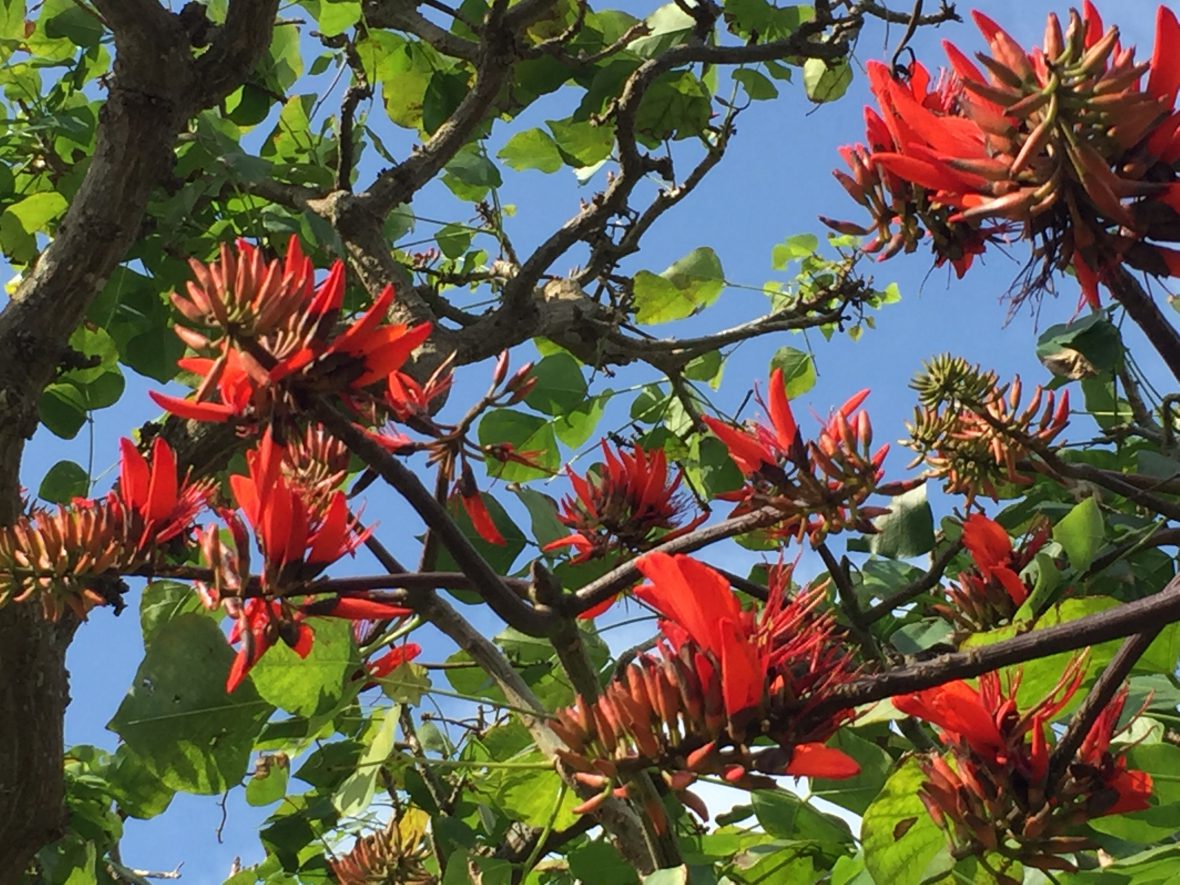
[817,573,1180,715]
[1046,628,1160,790]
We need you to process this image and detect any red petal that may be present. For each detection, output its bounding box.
[577,593,618,620]
[145,436,178,523]
[317,597,413,621]
[149,390,238,423]
[366,642,423,679]
[1148,7,1180,105]
[767,367,799,451]
[702,416,774,474]
[119,438,150,512]
[461,491,506,546]
[961,513,1013,571]
[786,744,861,779]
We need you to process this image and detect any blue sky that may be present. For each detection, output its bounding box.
[12,0,1177,877]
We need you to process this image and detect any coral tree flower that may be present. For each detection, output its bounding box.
[703,369,900,543]
[829,5,1180,308]
[935,513,1051,633]
[228,428,369,591]
[153,236,431,425]
[545,441,704,571]
[553,553,859,830]
[894,659,1153,870]
[0,436,209,621]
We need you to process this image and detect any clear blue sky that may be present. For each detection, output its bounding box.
[12,1,1172,877]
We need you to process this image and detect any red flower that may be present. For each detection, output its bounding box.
[832,6,1180,307]
[454,463,505,546]
[703,371,895,543]
[156,238,432,426]
[229,429,368,590]
[960,514,1031,606]
[1076,687,1153,816]
[545,441,704,569]
[116,436,209,548]
[702,367,800,474]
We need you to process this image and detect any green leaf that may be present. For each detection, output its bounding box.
[1036,311,1123,378]
[298,0,361,37]
[333,705,399,817]
[1,191,68,262]
[495,760,580,829]
[771,233,819,269]
[861,758,949,885]
[38,459,88,504]
[1053,497,1104,572]
[478,408,561,481]
[553,391,610,449]
[634,70,711,144]
[546,117,616,168]
[43,2,103,47]
[39,381,88,439]
[250,617,358,718]
[629,3,695,57]
[733,68,779,100]
[443,144,502,202]
[497,128,564,173]
[633,247,725,324]
[769,346,817,398]
[108,745,175,820]
[865,483,935,558]
[108,615,274,795]
[524,353,587,415]
[803,58,852,102]
[245,758,290,807]
[569,841,638,885]
[512,486,567,549]
[640,868,689,885]
[751,789,854,844]
[140,580,210,646]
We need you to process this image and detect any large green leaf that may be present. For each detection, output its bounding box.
[497,127,564,173]
[770,345,817,398]
[250,617,358,718]
[633,247,725,324]
[858,483,935,558]
[524,353,587,415]
[478,408,562,481]
[1053,497,1104,572]
[109,615,274,794]
[861,759,949,885]
[750,789,853,845]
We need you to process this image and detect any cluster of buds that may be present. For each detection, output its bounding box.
[703,368,911,544]
[545,441,705,566]
[154,236,432,430]
[906,356,1069,500]
[328,808,435,885]
[278,423,351,513]
[0,437,209,620]
[552,554,859,828]
[934,513,1051,634]
[828,5,1180,307]
[896,662,1152,872]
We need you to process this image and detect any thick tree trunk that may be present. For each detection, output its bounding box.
[0,3,278,877]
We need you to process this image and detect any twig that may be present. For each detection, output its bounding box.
[1105,266,1180,384]
[861,541,961,622]
[1046,628,1161,789]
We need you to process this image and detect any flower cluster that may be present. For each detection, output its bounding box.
[829,5,1180,306]
[906,356,1069,500]
[934,513,1050,634]
[0,437,209,620]
[703,368,908,543]
[545,441,705,564]
[895,662,1152,871]
[153,236,432,427]
[552,554,859,828]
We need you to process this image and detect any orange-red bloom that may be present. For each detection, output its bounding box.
[117,436,210,548]
[894,658,1153,868]
[704,370,897,543]
[154,238,432,426]
[831,5,1180,308]
[546,442,703,568]
[229,429,369,591]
